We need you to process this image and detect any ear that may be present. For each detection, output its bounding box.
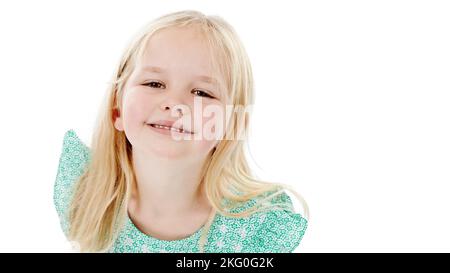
[113,108,124,131]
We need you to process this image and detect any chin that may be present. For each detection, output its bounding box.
[148,145,190,160]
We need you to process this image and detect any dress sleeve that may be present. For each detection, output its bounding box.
[53,129,91,237]
[250,191,308,253]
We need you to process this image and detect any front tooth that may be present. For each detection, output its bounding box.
[156,124,170,130]
[153,124,183,132]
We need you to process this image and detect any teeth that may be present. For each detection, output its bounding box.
[150,124,187,133]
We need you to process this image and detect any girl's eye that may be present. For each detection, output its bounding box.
[143,81,164,88]
[192,89,214,99]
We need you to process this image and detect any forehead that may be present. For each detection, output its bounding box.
[138,26,215,77]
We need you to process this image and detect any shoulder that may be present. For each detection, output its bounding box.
[211,190,308,253]
[53,129,91,236]
[247,190,308,253]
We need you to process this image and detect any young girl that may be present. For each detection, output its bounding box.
[53,10,309,253]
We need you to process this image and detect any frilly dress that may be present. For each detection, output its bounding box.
[53,129,308,253]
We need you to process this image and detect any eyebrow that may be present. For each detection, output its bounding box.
[140,65,218,84]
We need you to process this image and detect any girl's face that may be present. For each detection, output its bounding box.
[114,26,227,160]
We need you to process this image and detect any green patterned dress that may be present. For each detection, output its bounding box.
[53,129,308,253]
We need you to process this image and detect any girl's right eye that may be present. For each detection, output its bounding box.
[142,81,165,88]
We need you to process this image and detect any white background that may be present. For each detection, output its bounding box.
[0,0,449,252]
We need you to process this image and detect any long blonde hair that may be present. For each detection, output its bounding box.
[68,9,309,252]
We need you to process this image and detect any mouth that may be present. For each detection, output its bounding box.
[146,123,194,135]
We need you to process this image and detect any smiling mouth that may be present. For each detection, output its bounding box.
[147,123,194,134]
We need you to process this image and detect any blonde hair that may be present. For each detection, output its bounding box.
[68,9,309,252]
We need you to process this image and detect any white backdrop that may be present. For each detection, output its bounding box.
[0,0,449,252]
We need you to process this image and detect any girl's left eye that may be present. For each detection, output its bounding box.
[192,89,214,99]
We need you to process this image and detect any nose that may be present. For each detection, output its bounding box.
[160,95,186,117]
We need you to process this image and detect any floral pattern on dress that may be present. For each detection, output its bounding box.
[54,129,308,253]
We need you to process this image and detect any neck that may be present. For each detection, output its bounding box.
[129,148,209,219]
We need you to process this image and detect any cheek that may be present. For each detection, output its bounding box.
[163,100,224,157]
[121,90,153,134]
[198,102,227,140]
[190,102,226,153]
